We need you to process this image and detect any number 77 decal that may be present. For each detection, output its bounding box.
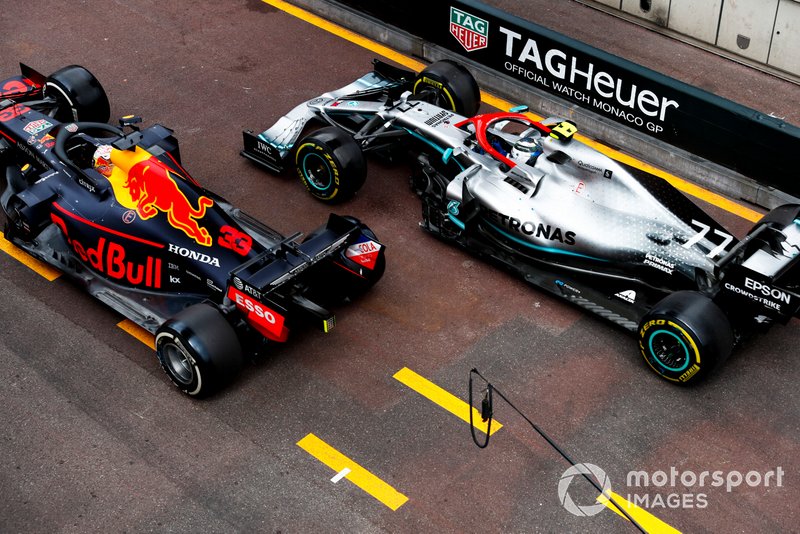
[682,219,733,258]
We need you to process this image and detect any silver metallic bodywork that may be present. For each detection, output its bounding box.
[259,83,723,281]
[248,65,800,326]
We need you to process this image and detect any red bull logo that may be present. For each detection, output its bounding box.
[51,211,163,288]
[124,157,213,246]
[107,147,214,247]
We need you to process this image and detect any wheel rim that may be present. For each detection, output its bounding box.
[302,152,332,191]
[648,329,690,372]
[162,342,194,385]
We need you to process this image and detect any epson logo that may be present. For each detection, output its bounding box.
[744,278,791,304]
[168,244,221,267]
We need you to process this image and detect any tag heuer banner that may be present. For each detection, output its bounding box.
[335,0,800,198]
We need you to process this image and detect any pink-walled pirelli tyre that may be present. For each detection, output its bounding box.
[295,126,366,203]
[155,303,243,397]
[638,291,733,385]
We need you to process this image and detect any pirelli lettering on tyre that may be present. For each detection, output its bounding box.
[639,318,702,383]
[679,364,701,382]
[296,142,340,200]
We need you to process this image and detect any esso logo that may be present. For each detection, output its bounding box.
[232,291,276,324]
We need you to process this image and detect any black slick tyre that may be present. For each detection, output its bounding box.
[45,65,111,123]
[413,60,481,117]
[295,127,366,203]
[638,291,734,385]
[155,303,243,397]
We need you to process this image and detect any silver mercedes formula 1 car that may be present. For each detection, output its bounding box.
[242,59,800,385]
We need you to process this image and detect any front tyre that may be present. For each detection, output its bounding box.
[45,65,111,124]
[295,127,366,204]
[155,303,243,397]
[638,291,734,385]
[413,60,481,117]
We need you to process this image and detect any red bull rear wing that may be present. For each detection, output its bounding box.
[228,214,384,339]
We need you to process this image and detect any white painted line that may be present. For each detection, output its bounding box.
[330,467,351,484]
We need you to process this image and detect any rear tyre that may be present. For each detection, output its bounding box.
[45,65,110,123]
[413,60,481,117]
[295,127,365,203]
[638,291,733,385]
[155,303,243,397]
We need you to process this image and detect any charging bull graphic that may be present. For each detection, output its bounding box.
[107,147,214,246]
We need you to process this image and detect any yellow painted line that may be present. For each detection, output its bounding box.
[0,234,61,280]
[262,0,425,72]
[393,367,502,435]
[262,0,763,222]
[117,319,155,348]
[598,490,681,533]
[297,433,408,511]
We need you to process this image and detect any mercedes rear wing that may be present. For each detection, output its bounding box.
[716,213,800,323]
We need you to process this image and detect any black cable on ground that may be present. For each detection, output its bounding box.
[468,368,647,534]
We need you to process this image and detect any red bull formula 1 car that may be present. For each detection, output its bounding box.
[0,63,385,397]
[242,59,800,385]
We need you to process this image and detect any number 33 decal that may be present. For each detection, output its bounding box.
[682,219,733,258]
[218,225,253,256]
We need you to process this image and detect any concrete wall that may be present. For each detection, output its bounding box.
[580,0,800,81]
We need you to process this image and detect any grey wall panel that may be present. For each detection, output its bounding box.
[717,0,779,62]
[667,0,722,44]
[769,0,800,74]
[594,0,622,7]
[621,0,672,26]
